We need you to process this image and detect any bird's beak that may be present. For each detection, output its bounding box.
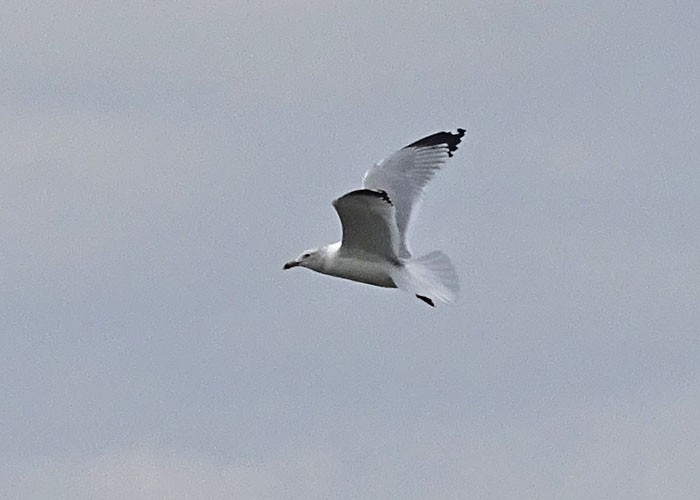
[283,260,300,270]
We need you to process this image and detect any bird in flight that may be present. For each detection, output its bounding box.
[284,128,466,307]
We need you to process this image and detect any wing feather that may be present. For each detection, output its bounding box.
[362,128,465,258]
[332,189,400,260]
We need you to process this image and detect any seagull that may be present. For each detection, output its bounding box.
[284,128,466,307]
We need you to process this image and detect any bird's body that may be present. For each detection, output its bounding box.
[284,128,466,306]
[322,242,398,289]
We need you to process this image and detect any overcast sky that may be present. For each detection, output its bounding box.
[2,1,699,499]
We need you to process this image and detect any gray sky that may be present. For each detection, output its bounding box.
[2,1,699,499]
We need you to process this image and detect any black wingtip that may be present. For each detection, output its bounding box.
[339,188,393,206]
[405,128,466,157]
[416,295,435,307]
[374,189,392,206]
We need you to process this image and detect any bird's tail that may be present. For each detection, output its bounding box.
[392,251,460,306]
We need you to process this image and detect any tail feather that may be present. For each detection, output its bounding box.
[392,251,460,306]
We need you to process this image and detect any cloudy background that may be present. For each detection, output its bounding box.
[2,1,699,498]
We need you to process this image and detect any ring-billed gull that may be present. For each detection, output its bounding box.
[284,128,465,307]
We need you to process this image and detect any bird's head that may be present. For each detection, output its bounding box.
[283,247,325,272]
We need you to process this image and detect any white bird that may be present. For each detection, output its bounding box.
[284,128,465,307]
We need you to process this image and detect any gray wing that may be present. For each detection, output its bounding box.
[362,128,465,258]
[332,189,400,260]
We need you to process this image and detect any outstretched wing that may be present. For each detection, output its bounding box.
[332,189,400,260]
[362,128,465,258]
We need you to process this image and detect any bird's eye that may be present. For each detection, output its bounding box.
[302,253,311,259]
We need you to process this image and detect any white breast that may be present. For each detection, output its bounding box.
[323,249,398,288]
